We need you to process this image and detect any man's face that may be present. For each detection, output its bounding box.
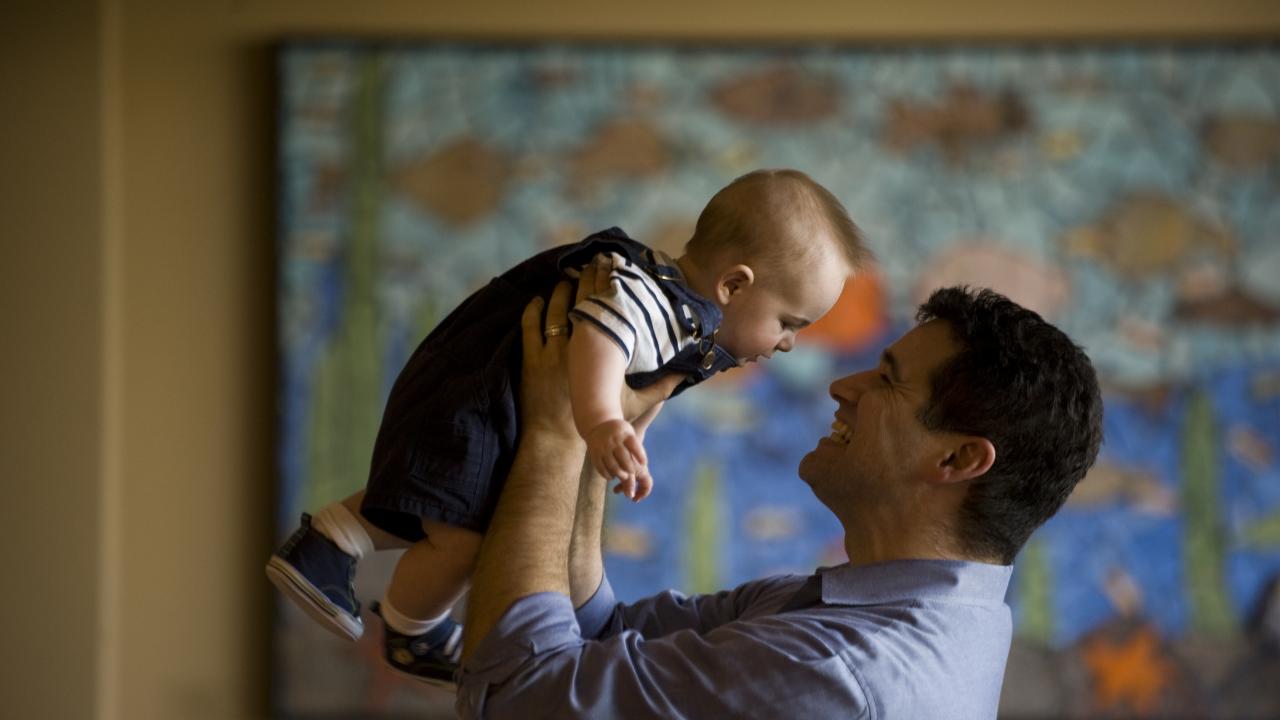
[798,319,961,515]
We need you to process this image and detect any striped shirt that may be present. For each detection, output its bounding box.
[567,250,696,373]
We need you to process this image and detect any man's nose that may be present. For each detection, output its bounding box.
[776,336,794,353]
[829,370,871,403]
[829,375,856,403]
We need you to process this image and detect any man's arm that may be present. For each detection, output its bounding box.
[464,270,676,658]
[458,595,871,719]
[569,463,763,640]
[568,460,607,610]
[462,283,586,663]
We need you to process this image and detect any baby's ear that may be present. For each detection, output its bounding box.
[716,264,755,304]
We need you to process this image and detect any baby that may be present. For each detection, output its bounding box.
[266,169,869,686]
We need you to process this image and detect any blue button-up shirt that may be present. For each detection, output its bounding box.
[457,559,1014,719]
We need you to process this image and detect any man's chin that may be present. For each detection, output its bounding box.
[797,451,822,487]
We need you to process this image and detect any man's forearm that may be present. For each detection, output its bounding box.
[569,460,607,608]
[463,428,585,662]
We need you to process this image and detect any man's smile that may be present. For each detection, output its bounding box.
[827,418,852,445]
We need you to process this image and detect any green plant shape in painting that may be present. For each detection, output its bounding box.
[685,458,725,595]
[1242,511,1280,548]
[1182,389,1237,636]
[305,56,387,511]
[1017,537,1054,645]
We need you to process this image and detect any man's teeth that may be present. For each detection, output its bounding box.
[829,419,852,444]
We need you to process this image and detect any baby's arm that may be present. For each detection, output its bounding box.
[568,323,649,498]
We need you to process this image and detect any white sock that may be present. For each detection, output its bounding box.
[379,595,450,636]
[381,597,462,660]
[312,503,375,559]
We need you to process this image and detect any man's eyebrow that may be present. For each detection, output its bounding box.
[880,349,902,382]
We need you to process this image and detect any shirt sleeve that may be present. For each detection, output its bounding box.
[568,254,685,373]
[455,592,870,720]
[572,575,619,641]
[576,572,802,641]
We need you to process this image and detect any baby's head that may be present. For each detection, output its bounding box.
[679,169,870,365]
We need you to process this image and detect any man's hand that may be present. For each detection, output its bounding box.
[520,280,579,437]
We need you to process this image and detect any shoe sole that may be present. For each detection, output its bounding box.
[379,658,459,691]
[265,556,363,642]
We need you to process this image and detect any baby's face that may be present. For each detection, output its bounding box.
[716,252,848,365]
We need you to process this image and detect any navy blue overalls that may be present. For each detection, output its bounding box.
[361,228,739,541]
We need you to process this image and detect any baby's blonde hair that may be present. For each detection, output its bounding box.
[685,169,871,279]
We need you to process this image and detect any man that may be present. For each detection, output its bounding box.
[455,274,1103,719]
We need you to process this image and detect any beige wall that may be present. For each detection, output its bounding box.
[4,1,1278,718]
[2,2,105,719]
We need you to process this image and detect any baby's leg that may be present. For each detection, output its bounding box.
[267,490,404,642]
[337,490,412,551]
[381,520,482,630]
[374,520,482,684]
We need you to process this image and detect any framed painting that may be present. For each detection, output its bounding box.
[276,42,1280,718]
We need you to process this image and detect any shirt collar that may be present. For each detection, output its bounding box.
[815,559,1012,607]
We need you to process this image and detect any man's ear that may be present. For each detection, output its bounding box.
[715,264,755,305]
[933,436,996,484]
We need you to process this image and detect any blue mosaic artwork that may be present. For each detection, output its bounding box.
[275,43,1280,718]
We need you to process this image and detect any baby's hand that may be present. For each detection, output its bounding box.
[585,419,648,500]
[612,464,654,503]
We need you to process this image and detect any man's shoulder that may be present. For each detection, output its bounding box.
[724,572,813,618]
[738,571,811,595]
[813,597,1012,720]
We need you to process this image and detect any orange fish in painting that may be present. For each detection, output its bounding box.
[801,269,888,353]
[1082,624,1176,717]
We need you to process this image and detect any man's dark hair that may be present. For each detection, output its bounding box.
[916,286,1103,565]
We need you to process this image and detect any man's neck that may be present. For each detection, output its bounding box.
[838,508,978,567]
[842,535,968,567]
